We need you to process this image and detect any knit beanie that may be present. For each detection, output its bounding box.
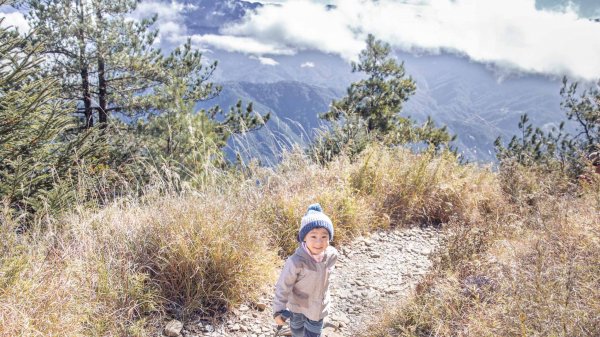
[298,203,334,242]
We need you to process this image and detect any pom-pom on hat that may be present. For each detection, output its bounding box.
[298,203,334,242]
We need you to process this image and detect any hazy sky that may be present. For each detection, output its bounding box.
[2,0,600,81]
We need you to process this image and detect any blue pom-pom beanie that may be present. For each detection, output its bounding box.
[298,203,334,242]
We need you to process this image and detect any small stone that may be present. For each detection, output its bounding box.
[230,324,240,331]
[164,320,183,337]
[256,302,267,311]
[322,327,343,337]
[336,289,351,299]
[385,286,402,294]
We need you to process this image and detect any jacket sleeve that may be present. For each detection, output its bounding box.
[272,257,299,315]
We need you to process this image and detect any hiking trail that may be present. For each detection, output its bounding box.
[166,226,442,337]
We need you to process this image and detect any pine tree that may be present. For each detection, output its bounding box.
[137,41,270,174]
[495,77,600,177]
[0,13,98,218]
[25,0,164,128]
[316,34,454,161]
[560,77,600,156]
[24,0,269,170]
[321,34,416,136]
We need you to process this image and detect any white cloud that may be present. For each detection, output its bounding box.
[219,0,600,81]
[250,55,279,65]
[132,1,187,45]
[301,62,315,68]
[223,1,363,61]
[191,34,295,55]
[0,10,29,32]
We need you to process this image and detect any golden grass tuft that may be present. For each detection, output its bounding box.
[0,217,89,337]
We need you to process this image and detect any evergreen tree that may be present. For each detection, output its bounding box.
[560,77,600,156]
[495,78,599,176]
[494,114,571,166]
[0,12,98,218]
[25,0,164,128]
[137,41,269,173]
[321,34,417,137]
[24,0,269,169]
[316,34,454,161]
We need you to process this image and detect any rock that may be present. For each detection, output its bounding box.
[255,302,267,311]
[230,324,240,331]
[164,320,183,337]
[385,286,402,294]
[336,288,351,299]
[322,326,343,337]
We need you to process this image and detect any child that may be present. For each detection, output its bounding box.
[273,203,338,337]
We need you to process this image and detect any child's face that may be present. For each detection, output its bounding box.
[304,227,330,255]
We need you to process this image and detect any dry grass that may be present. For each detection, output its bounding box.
[1,183,279,336]
[365,164,600,337]
[3,145,597,336]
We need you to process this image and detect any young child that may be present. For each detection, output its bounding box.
[273,203,338,337]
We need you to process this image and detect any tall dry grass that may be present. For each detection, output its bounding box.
[1,176,279,336]
[1,143,565,336]
[365,163,600,337]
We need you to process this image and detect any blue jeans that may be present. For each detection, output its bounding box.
[290,312,324,337]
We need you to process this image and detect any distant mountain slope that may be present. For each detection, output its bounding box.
[197,81,341,164]
[180,0,568,163]
[400,53,565,162]
[203,55,565,163]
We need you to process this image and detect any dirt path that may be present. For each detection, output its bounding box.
[174,226,442,337]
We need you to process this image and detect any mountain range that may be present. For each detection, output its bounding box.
[181,0,570,163]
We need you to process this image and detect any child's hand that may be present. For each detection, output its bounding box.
[274,315,286,326]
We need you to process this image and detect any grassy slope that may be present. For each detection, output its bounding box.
[1,145,597,336]
[364,162,600,337]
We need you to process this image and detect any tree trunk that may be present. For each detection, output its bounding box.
[96,9,108,128]
[77,0,92,128]
[80,65,93,128]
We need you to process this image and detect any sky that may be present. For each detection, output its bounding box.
[2,0,600,81]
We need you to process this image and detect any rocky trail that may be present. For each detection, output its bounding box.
[164,226,442,337]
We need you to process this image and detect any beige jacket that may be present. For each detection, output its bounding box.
[272,246,338,321]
